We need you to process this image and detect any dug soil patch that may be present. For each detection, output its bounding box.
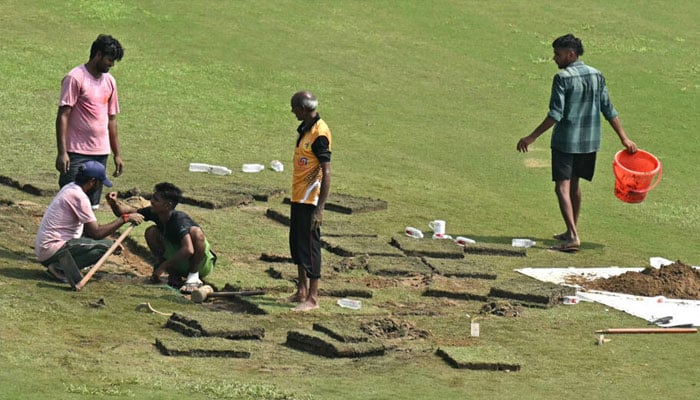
[583,261,700,300]
[360,317,430,340]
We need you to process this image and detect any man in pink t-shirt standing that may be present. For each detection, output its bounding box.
[56,34,125,209]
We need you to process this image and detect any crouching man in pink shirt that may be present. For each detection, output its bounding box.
[35,161,143,282]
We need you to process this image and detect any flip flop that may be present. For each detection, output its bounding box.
[179,281,203,294]
[548,241,580,253]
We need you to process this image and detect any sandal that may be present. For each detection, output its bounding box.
[548,240,580,253]
[179,281,203,294]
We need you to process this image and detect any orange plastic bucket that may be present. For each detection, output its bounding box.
[612,149,662,203]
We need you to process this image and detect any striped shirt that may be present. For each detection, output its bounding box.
[548,61,618,154]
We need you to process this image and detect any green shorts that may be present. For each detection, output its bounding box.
[163,238,216,279]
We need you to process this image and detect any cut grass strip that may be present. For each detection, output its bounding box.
[283,193,388,214]
[390,235,464,259]
[155,337,253,358]
[488,278,575,308]
[364,256,432,276]
[322,236,405,257]
[286,329,385,358]
[423,275,491,301]
[436,345,521,371]
[423,256,498,280]
[167,313,265,340]
[463,243,526,257]
[312,321,369,343]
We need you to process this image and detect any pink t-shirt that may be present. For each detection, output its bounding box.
[59,64,120,155]
[34,183,97,261]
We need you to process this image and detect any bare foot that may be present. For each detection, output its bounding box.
[280,290,306,303]
[292,300,319,312]
[553,232,570,241]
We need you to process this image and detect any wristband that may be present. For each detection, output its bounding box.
[121,213,130,223]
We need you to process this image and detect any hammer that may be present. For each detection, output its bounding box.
[191,285,265,303]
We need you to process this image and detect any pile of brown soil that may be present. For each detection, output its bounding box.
[479,301,523,317]
[360,317,430,339]
[583,261,700,300]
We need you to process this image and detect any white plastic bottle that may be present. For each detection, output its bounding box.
[189,163,211,173]
[511,238,536,248]
[210,165,232,175]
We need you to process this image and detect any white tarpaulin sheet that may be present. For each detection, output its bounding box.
[516,257,700,327]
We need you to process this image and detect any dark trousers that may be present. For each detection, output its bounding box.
[58,153,109,206]
[40,237,113,270]
[289,203,321,279]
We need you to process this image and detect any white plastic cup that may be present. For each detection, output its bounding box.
[428,220,446,235]
[270,160,284,172]
[405,227,424,239]
[511,238,536,248]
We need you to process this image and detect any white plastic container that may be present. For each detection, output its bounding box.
[470,322,480,337]
[432,233,453,240]
[454,236,476,246]
[210,165,232,175]
[189,163,211,172]
[337,298,361,310]
[562,295,579,305]
[270,160,284,172]
[189,163,232,175]
[242,163,265,173]
[405,227,424,239]
[511,238,536,248]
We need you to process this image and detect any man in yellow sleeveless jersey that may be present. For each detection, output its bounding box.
[287,91,332,312]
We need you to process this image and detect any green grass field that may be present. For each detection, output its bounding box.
[1,1,698,399]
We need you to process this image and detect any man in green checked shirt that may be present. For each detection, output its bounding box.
[517,34,638,252]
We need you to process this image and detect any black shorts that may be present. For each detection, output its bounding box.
[552,149,596,182]
[289,203,322,279]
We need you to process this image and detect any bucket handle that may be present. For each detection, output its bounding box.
[630,161,663,194]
